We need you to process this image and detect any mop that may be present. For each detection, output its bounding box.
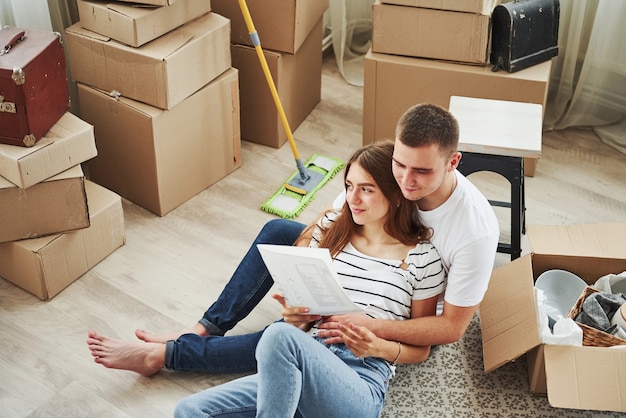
[237,0,344,219]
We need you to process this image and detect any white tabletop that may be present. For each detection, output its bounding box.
[448,96,543,159]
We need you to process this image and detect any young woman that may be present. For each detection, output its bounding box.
[174,140,445,418]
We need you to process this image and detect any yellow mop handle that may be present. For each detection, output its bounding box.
[237,0,301,161]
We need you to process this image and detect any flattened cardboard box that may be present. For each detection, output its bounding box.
[77,0,212,47]
[0,165,89,244]
[480,223,626,413]
[65,12,230,110]
[362,49,551,175]
[79,68,241,216]
[212,0,328,54]
[232,19,322,148]
[0,111,97,189]
[0,180,125,301]
[372,2,491,64]
[381,0,500,15]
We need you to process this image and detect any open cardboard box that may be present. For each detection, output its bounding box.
[480,223,626,413]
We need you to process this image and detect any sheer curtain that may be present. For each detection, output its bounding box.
[328,0,373,87]
[544,0,626,154]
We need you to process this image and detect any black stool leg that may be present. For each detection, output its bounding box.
[458,152,525,261]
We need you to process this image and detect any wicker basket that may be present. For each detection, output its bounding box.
[567,286,626,347]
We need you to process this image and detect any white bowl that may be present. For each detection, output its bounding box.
[535,269,587,318]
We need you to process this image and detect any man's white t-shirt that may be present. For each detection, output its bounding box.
[333,170,499,309]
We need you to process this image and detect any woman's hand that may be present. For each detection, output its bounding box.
[272,294,322,330]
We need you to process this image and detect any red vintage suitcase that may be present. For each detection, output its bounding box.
[0,26,69,147]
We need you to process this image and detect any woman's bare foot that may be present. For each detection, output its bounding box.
[135,322,208,344]
[87,330,165,377]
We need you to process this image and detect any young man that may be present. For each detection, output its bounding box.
[87,103,499,375]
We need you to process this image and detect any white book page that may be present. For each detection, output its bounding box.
[257,244,363,315]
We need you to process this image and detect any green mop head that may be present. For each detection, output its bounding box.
[261,154,345,219]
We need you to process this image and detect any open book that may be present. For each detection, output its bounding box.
[257,244,363,315]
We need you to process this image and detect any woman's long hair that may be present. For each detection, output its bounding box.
[298,140,432,258]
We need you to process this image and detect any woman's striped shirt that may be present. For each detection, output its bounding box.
[309,211,446,322]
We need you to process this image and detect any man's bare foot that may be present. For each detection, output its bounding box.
[135,322,208,344]
[87,330,165,377]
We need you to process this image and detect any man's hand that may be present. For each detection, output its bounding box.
[272,294,321,330]
[331,322,382,358]
[316,314,375,344]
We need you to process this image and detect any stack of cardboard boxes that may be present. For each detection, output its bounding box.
[0,109,125,301]
[212,0,329,148]
[64,0,242,216]
[364,0,553,175]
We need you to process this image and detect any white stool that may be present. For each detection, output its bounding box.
[449,96,543,260]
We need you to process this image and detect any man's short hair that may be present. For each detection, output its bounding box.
[395,104,459,157]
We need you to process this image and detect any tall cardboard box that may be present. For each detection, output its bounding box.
[78,68,241,216]
[0,111,97,189]
[76,0,212,47]
[212,0,328,54]
[0,165,89,243]
[480,223,626,413]
[232,19,323,148]
[65,12,230,109]
[372,1,491,64]
[0,180,125,301]
[363,49,552,175]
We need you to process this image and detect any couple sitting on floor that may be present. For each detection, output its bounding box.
[87,103,499,417]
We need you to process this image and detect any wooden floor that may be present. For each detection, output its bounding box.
[1,54,626,417]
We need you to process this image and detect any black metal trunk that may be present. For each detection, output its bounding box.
[490,0,560,73]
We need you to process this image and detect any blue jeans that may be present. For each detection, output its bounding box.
[164,219,306,373]
[174,322,391,418]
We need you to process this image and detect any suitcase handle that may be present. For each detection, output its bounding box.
[0,30,26,56]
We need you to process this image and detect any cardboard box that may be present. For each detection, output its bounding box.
[0,165,89,244]
[363,50,552,175]
[372,2,491,64]
[0,180,125,300]
[381,0,500,15]
[65,12,230,110]
[212,0,328,54]
[480,223,626,413]
[76,0,212,47]
[0,112,97,189]
[78,68,241,216]
[232,19,323,148]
